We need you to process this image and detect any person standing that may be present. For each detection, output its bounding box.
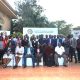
[76,35,80,63]
[63,36,70,62]
[21,36,29,68]
[26,43,35,68]
[69,34,77,63]
[0,37,5,64]
[35,44,43,66]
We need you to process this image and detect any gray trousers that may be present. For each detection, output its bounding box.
[54,53,67,66]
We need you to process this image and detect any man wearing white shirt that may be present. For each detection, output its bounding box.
[54,42,67,67]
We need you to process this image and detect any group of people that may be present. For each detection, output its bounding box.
[0,32,80,68]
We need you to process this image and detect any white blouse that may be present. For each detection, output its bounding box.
[15,46,24,57]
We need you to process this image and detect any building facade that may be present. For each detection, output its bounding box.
[0,0,17,30]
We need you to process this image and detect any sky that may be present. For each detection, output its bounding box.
[7,0,80,27]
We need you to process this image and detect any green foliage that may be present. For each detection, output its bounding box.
[11,0,73,36]
[12,0,49,31]
[59,24,72,36]
[11,32,23,38]
[11,0,49,32]
[11,19,24,32]
[53,20,72,36]
[47,22,57,28]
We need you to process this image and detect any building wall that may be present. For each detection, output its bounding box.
[0,11,11,30]
[2,14,11,30]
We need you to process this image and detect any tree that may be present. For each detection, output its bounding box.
[11,0,73,35]
[11,0,49,32]
[47,22,56,28]
[53,20,73,36]
[59,24,72,36]
[11,19,24,32]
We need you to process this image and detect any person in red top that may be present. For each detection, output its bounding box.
[3,36,9,48]
[44,43,55,66]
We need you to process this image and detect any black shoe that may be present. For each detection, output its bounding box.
[55,64,59,67]
[75,61,77,63]
[3,64,7,68]
[13,65,17,69]
[63,65,68,67]
[33,65,35,68]
[12,66,16,69]
[22,66,26,68]
[70,59,72,62]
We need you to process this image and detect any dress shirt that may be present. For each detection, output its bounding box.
[27,48,31,55]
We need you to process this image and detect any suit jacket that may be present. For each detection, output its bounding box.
[39,38,44,45]
[70,38,77,49]
[48,38,54,45]
[43,38,48,45]
[77,39,80,49]
[57,38,63,45]
[53,38,57,47]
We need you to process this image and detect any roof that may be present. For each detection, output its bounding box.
[0,0,17,19]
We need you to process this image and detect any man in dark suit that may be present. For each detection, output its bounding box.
[57,35,63,46]
[48,35,54,47]
[69,34,77,63]
[76,35,80,63]
[53,35,57,48]
[39,35,44,45]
